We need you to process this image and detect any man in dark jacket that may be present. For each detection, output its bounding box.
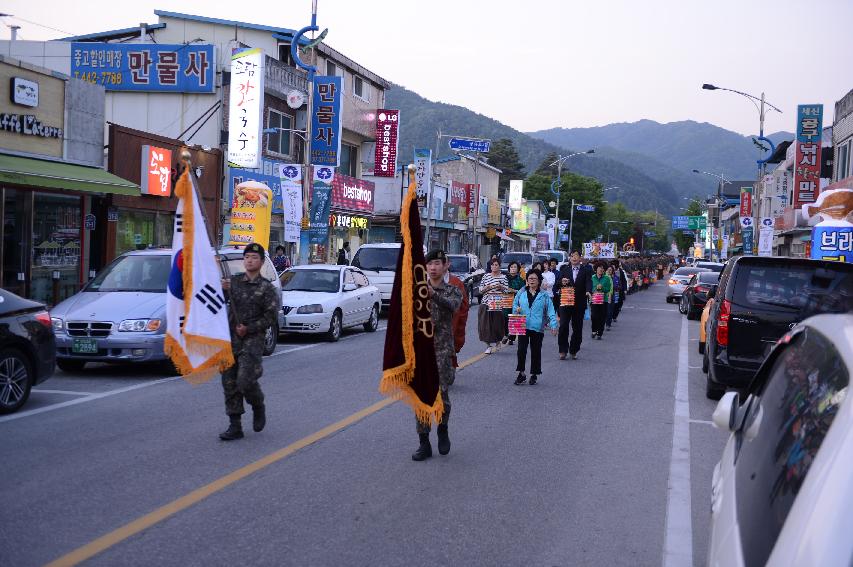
[337,242,350,265]
[553,250,592,360]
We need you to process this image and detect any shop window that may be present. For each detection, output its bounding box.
[267,109,293,157]
[31,193,82,306]
[115,211,174,256]
[339,143,358,177]
[2,188,29,297]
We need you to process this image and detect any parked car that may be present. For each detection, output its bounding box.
[51,247,282,373]
[540,249,568,269]
[278,265,380,341]
[666,266,710,303]
[446,253,484,303]
[698,288,715,358]
[707,313,852,567]
[350,243,400,310]
[704,256,853,399]
[680,270,721,319]
[0,289,56,414]
[499,252,536,275]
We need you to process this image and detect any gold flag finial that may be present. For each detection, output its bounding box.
[180,148,192,166]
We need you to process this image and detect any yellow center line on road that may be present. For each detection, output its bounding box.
[44,350,488,567]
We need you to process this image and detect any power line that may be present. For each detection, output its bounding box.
[0,14,74,36]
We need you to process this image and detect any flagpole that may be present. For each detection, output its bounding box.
[180,149,214,242]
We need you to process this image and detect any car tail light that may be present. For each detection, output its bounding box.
[716,299,731,346]
[34,310,52,328]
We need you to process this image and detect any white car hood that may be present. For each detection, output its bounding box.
[281,290,339,308]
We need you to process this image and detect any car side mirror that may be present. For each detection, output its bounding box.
[712,391,740,431]
[343,282,357,292]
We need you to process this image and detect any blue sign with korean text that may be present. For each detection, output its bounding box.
[310,76,343,167]
[576,204,595,212]
[811,225,853,262]
[742,227,754,255]
[70,43,214,93]
[448,138,491,153]
[309,184,333,244]
[672,216,688,229]
[228,168,283,214]
[796,104,824,143]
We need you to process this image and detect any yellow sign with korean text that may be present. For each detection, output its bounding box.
[228,181,273,250]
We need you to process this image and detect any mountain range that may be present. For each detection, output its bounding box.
[384,85,793,215]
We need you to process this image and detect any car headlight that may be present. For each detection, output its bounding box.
[118,319,162,332]
[51,317,64,332]
[296,304,323,314]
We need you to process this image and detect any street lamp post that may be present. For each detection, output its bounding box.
[693,169,731,260]
[548,150,594,250]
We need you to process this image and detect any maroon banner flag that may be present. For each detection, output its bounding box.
[466,183,480,215]
[373,109,400,177]
[450,180,467,206]
[379,168,443,426]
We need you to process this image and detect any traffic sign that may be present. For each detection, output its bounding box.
[672,215,706,230]
[449,138,491,153]
[576,204,595,212]
[610,230,619,235]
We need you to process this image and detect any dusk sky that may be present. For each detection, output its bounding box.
[3,0,851,136]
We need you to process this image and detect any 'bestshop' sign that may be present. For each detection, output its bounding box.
[331,173,375,214]
[373,109,399,177]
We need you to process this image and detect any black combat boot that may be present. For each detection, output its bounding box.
[529,374,538,385]
[514,372,526,385]
[219,416,244,441]
[411,433,432,461]
[437,424,451,455]
[252,404,266,432]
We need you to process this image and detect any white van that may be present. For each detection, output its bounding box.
[350,243,401,309]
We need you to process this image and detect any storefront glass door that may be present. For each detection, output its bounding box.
[2,188,29,297]
[31,193,82,306]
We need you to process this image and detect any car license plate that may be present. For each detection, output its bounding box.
[72,338,99,354]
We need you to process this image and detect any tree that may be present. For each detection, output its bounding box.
[673,198,703,253]
[534,152,560,177]
[524,171,606,250]
[485,138,525,199]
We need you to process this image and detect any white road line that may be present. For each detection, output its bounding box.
[0,377,182,424]
[662,315,693,567]
[689,419,714,426]
[31,389,95,396]
[3,325,389,423]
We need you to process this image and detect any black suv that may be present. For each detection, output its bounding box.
[704,256,853,399]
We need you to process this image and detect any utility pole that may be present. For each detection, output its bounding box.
[568,198,575,252]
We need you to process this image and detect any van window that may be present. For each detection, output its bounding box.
[352,247,400,272]
[733,263,853,315]
[736,328,849,566]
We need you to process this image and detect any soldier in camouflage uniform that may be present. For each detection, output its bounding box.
[413,249,462,461]
[219,243,281,441]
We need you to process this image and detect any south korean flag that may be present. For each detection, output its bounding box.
[165,165,234,382]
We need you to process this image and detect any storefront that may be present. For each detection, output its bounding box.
[326,173,375,263]
[106,124,223,261]
[0,58,138,305]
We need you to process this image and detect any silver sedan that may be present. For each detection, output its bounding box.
[666,267,711,303]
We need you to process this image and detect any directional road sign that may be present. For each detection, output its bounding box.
[449,138,491,153]
[576,204,595,212]
[672,215,706,230]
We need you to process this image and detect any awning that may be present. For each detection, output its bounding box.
[0,154,139,195]
[515,234,535,241]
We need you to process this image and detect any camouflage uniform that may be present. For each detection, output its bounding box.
[222,274,280,417]
[416,282,462,434]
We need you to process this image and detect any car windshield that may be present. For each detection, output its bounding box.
[734,264,853,315]
[280,269,340,293]
[448,256,469,273]
[501,253,532,269]
[352,248,399,271]
[86,255,171,292]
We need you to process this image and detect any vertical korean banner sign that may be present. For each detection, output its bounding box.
[508,180,523,210]
[311,76,343,167]
[373,110,400,177]
[793,104,824,208]
[413,149,431,207]
[278,164,303,243]
[227,48,264,168]
[309,167,335,244]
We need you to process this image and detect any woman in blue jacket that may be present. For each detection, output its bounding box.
[511,270,558,385]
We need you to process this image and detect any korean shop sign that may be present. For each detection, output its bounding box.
[413,148,431,207]
[329,213,369,229]
[793,104,823,208]
[70,43,214,92]
[373,109,399,177]
[310,76,343,167]
[739,185,754,219]
[140,145,172,197]
[227,48,264,169]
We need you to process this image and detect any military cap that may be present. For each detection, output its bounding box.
[243,242,266,259]
[425,249,447,263]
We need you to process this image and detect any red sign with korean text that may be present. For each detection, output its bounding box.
[793,104,823,208]
[140,145,172,197]
[739,186,753,218]
[466,183,480,215]
[331,173,375,214]
[373,110,399,177]
[450,180,467,206]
